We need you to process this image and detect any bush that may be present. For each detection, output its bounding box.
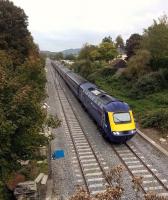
[150,56,168,70]
[160,68,168,83]
[88,67,117,82]
[124,50,151,80]
[150,92,168,105]
[99,67,117,77]
[72,59,93,78]
[141,109,168,133]
[72,60,107,79]
[130,70,168,99]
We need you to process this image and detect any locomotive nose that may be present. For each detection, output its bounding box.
[108,111,136,133]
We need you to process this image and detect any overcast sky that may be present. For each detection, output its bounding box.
[11,0,167,52]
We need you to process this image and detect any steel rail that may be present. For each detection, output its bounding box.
[51,66,111,194]
[56,73,109,185]
[50,65,90,193]
[51,61,168,198]
[126,143,168,192]
[112,142,168,195]
[110,145,146,194]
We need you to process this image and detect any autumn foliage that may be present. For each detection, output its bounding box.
[0,0,48,198]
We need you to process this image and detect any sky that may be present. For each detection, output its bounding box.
[11,0,168,52]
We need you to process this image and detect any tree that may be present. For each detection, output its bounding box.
[0,0,32,67]
[115,35,124,49]
[89,49,101,61]
[53,52,64,60]
[0,1,51,197]
[78,44,99,61]
[64,54,76,60]
[125,34,142,59]
[102,36,113,43]
[125,49,151,79]
[99,41,118,62]
[141,15,168,70]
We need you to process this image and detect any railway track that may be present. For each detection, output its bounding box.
[50,67,110,195]
[113,143,168,197]
[50,62,168,198]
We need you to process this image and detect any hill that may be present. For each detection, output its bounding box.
[41,48,81,56]
[62,48,81,56]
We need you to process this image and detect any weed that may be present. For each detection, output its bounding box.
[132,176,143,199]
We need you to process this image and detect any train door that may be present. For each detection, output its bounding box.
[102,110,109,134]
[79,88,88,110]
[79,87,84,102]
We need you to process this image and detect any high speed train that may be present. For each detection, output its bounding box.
[52,61,137,143]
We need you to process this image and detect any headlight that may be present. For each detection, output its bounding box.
[131,129,136,134]
[113,131,120,135]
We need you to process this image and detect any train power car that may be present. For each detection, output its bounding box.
[52,61,137,143]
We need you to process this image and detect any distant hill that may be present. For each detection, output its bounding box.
[40,48,81,57]
[40,51,56,56]
[62,48,81,56]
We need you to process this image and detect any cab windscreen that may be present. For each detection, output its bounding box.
[113,112,131,124]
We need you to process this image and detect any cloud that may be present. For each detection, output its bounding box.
[12,0,168,51]
[33,30,107,51]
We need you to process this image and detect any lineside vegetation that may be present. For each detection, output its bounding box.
[0,0,60,198]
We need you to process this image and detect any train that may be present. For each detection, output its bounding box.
[51,60,137,143]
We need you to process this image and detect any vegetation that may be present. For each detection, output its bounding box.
[72,15,168,135]
[72,38,118,77]
[1,1,167,197]
[17,160,48,180]
[125,33,142,59]
[115,35,124,49]
[143,15,168,57]
[0,1,60,198]
[51,52,64,60]
[64,53,76,60]
[41,49,79,61]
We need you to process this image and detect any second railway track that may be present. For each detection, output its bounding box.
[113,143,168,197]
[50,63,168,199]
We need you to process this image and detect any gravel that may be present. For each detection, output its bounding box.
[56,66,138,199]
[130,135,168,181]
[46,60,77,198]
[46,60,168,199]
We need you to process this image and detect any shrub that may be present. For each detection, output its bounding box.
[151,92,168,105]
[130,70,168,99]
[140,108,168,133]
[100,67,117,77]
[88,67,117,82]
[150,56,168,70]
[159,68,168,83]
[124,49,151,80]
[72,59,94,78]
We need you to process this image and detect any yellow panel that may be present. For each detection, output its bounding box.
[108,111,136,132]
